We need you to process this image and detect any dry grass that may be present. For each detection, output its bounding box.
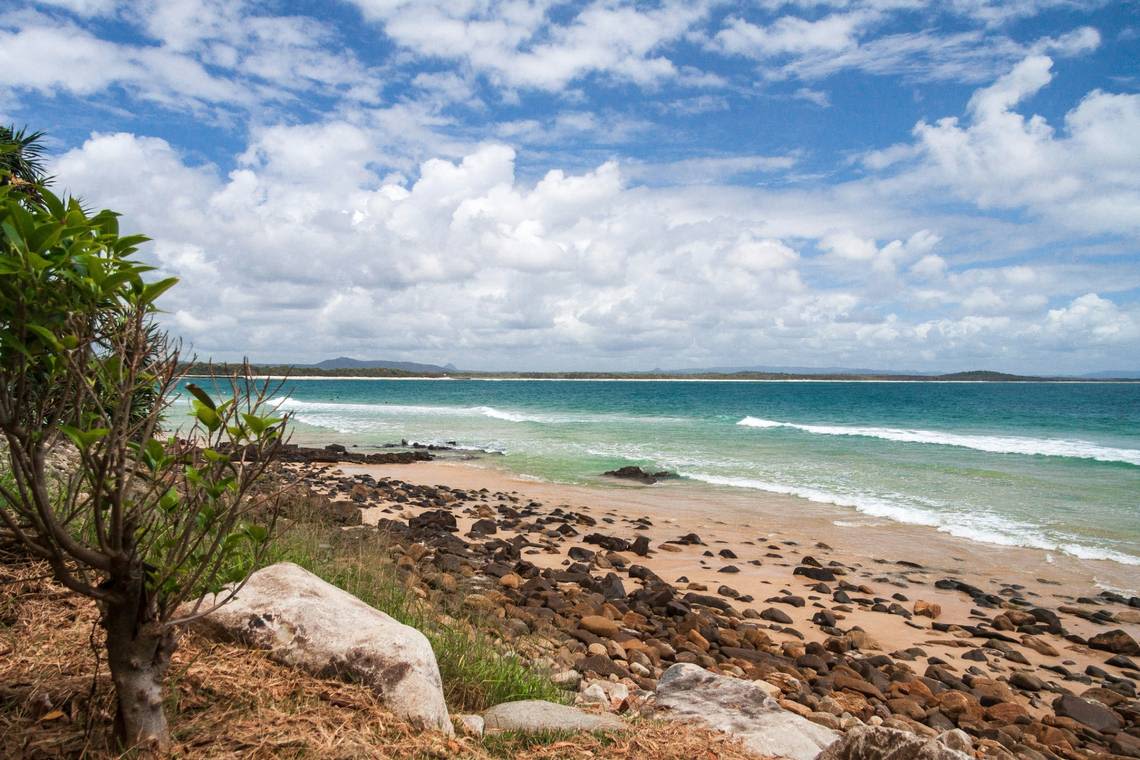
[0,560,762,759]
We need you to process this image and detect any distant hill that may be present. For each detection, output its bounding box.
[935,370,1031,381]
[311,357,457,373]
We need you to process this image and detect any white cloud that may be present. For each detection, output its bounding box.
[2,3,384,117]
[348,0,711,91]
[46,121,1140,373]
[913,55,1140,233]
[793,87,831,107]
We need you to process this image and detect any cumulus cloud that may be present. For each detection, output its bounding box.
[47,100,1140,372]
[13,1,1139,373]
[913,55,1140,233]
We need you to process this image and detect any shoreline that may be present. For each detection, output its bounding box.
[352,456,1140,599]
[290,450,1140,756]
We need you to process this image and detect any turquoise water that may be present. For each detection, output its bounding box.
[182,379,1140,566]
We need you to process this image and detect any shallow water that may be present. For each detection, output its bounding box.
[179,378,1140,566]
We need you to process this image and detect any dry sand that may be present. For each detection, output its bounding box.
[338,456,1139,704]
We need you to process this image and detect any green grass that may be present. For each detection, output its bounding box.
[261,519,568,713]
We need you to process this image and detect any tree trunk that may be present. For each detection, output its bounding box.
[102,587,175,753]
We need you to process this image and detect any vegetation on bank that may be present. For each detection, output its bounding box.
[259,504,566,713]
[2,559,760,759]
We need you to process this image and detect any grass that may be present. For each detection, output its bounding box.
[260,516,568,713]
[2,561,764,759]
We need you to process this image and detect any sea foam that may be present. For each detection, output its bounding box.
[737,417,1140,465]
[680,471,1140,566]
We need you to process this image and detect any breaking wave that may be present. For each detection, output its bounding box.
[680,471,1140,566]
[737,417,1140,466]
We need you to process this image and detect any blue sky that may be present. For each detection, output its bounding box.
[3,0,1139,372]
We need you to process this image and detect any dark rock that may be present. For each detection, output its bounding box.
[1052,693,1123,733]
[577,654,628,679]
[568,546,595,562]
[760,607,794,624]
[602,466,674,484]
[469,518,498,536]
[409,510,458,533]
[583,533,631,552]
[1089,629,1140,656]
[794,566,837,582]
[599,573,627,600]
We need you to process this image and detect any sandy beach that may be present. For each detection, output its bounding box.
[272,449,1140,757]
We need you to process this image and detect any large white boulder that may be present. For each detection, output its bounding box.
[654,663,839,760]
[190,562,452,734]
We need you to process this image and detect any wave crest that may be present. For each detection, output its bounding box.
[737,417,1140,465]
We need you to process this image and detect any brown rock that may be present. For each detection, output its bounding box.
[1019,635,1059,657]
[1088,629,1140,656]
[686,628,710,652]
[579,615,620,639]
[914,600,942,619]
[887,697,927,721]
[985,702,1029,723]
[834,672,885,700]
[937,691,983,723]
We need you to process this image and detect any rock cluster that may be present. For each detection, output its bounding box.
[290,464,1140,759]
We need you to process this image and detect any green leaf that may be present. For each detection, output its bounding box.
[202,448,228,463]
[140,277,178,305]
[192,400,221,432]
[25,324,62,351]
[59,425,110,449]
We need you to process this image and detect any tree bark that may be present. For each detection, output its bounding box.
[102,584,175,753]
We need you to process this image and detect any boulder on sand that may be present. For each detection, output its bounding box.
[188,562,452,734]
[654,663,839,760]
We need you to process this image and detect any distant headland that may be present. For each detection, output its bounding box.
[181,358,1140,382]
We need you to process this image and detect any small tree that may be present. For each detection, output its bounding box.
[0,139,287,751]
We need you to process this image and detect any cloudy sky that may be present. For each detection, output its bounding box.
[3,0,1139,372]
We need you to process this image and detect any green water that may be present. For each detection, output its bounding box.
[181,378,1140,567]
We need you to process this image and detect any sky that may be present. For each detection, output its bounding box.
[2,0,1139,373]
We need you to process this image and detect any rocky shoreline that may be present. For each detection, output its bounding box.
[284,446,1139,759]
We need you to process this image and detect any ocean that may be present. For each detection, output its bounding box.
[184,378,1140,567]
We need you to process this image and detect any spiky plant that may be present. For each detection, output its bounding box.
[0,125,50,199]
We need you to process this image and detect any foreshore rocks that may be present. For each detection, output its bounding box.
[283,460,1140,759]
[602,466,675,484]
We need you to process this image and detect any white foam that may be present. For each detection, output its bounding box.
[271,397,641,426]
[737,417,1140,466]
[680,471,1140,566]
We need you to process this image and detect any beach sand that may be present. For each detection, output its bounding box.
[341,458,1138,692]
[288,452,1140,755]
